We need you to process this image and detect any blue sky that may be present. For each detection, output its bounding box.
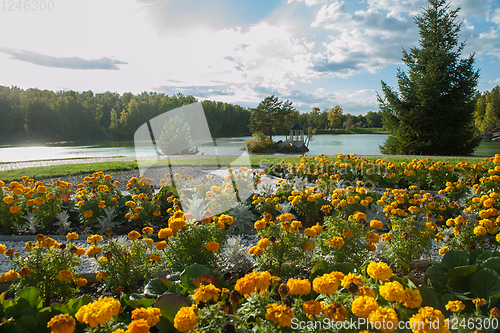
[0,0,499,114]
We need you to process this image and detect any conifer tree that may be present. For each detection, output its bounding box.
[378,0,480,155]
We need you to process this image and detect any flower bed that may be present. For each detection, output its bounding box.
[0,154,499,332]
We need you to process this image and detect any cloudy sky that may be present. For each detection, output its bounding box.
[0,0,499,114]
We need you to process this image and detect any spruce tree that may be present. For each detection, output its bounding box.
[378,0,480,155]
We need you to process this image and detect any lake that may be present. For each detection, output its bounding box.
[0,134,498,163]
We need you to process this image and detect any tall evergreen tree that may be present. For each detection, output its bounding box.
[248,95,295,140]
[378,0,480,155]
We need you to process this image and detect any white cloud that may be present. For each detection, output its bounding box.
[311,2,351,29]
[491,8,500,24]
[288,0,327,7]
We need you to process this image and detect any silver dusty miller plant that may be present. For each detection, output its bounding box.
[219,237,255,277]
[227,202,256,234]
[95,206,121,234]
[54,210,72,234]
[16,211,42,235]
[183,197,208,221]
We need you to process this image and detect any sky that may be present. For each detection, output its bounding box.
[0,0,499,115]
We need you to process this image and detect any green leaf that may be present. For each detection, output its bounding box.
[0,321,23,333]
[330,262,356,275]
[17,315,38,331]
[427,263,448,295]
[419,285,440,309]
[144,278,169,297]
[308,260,329,282]
[480,257,500,276]
[50,303,71,314]
[158,275,175,288]
[470,268,500,300]
[180,264,213,290]
[155,292,191,323]
[475,251,500,265]
[469,250,480,265]
[446,265,477,292]
[127,298,156,309]
[4,298,37,319]
[18,287,42,311]
[155,315,177,333]
[66,295,91,316]
[489,294,500,310]
[442,250,469,271]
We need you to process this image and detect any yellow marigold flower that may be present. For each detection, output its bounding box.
[9,205,20,214]
[128,230,141,241]
[75,297,121,328]
[156,241,167,250]
[0,270,19,282]
[219,214,234,225]
[96,271,107,282]
[379,281,406,302]
[403,288,422,309]
[57,270,73,282]
[367,261,393,281]
[74,278,88,287]
[370,220,383,229]
[342,229,353,238]
[473,298,486,307]
[248,246,264,256]
[149,254,161,263]
[287,278,311,295]
[304,227,318,238]
[352,296,379,318]
[368,306,398,333]
[265,303,295,327]
[169,217,187,233]
[34,197,45,205]
[474,225,487,236]
[302,300,322,315]
[409,307,446,332]
[206,241,220,252]
[47,314,76,333]
[357,286,376,298]
[313,273,339,295]
[83,210,93,218]
[66,232,78,241]
[329,236,345,249]
[439,246,449,255]
[142,227,154,235]
[257,238,270,249]
[322,302,348,321]
[76,248,86,256]
[254,219,267,229]
[131,307,162,327]
[3,196,14,204]
[234,271,271,295]
[341,272,364,289]
[19,266,32,277]
[365,232,380,243]
[86,245,101,258]
[37,185,47,193]
[158,227,173,239]
[174,305,199,332]
[193,283,221,304]
[304,240,313,252]
[445,300,465,313]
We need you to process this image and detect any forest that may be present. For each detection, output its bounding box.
[0,85,497,143]
[0,86,251,142]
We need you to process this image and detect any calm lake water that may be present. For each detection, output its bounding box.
[0,134,498,163]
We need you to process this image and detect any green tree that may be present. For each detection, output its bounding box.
[157,115,199,155]
[248,95,295,140]
[327,105,343,129]
[378,0,480,155]
[344,114,354,132]
[365,111,383,128]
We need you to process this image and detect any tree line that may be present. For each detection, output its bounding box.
[474,85,500,134]
[0,86,251,142]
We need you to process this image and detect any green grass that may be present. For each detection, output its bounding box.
[0,154,487,182]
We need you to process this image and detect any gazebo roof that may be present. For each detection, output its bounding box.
[291,123,305,130]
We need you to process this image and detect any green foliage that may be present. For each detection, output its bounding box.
[475,86,500,134]
[161,221,227,273]
[249,96,297,140]
[8,237,81,306]
[157,115,199,155]
[427,250,500,316]
[378,0,480,155]
[381,216,434,274]
[97,234,161,293]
